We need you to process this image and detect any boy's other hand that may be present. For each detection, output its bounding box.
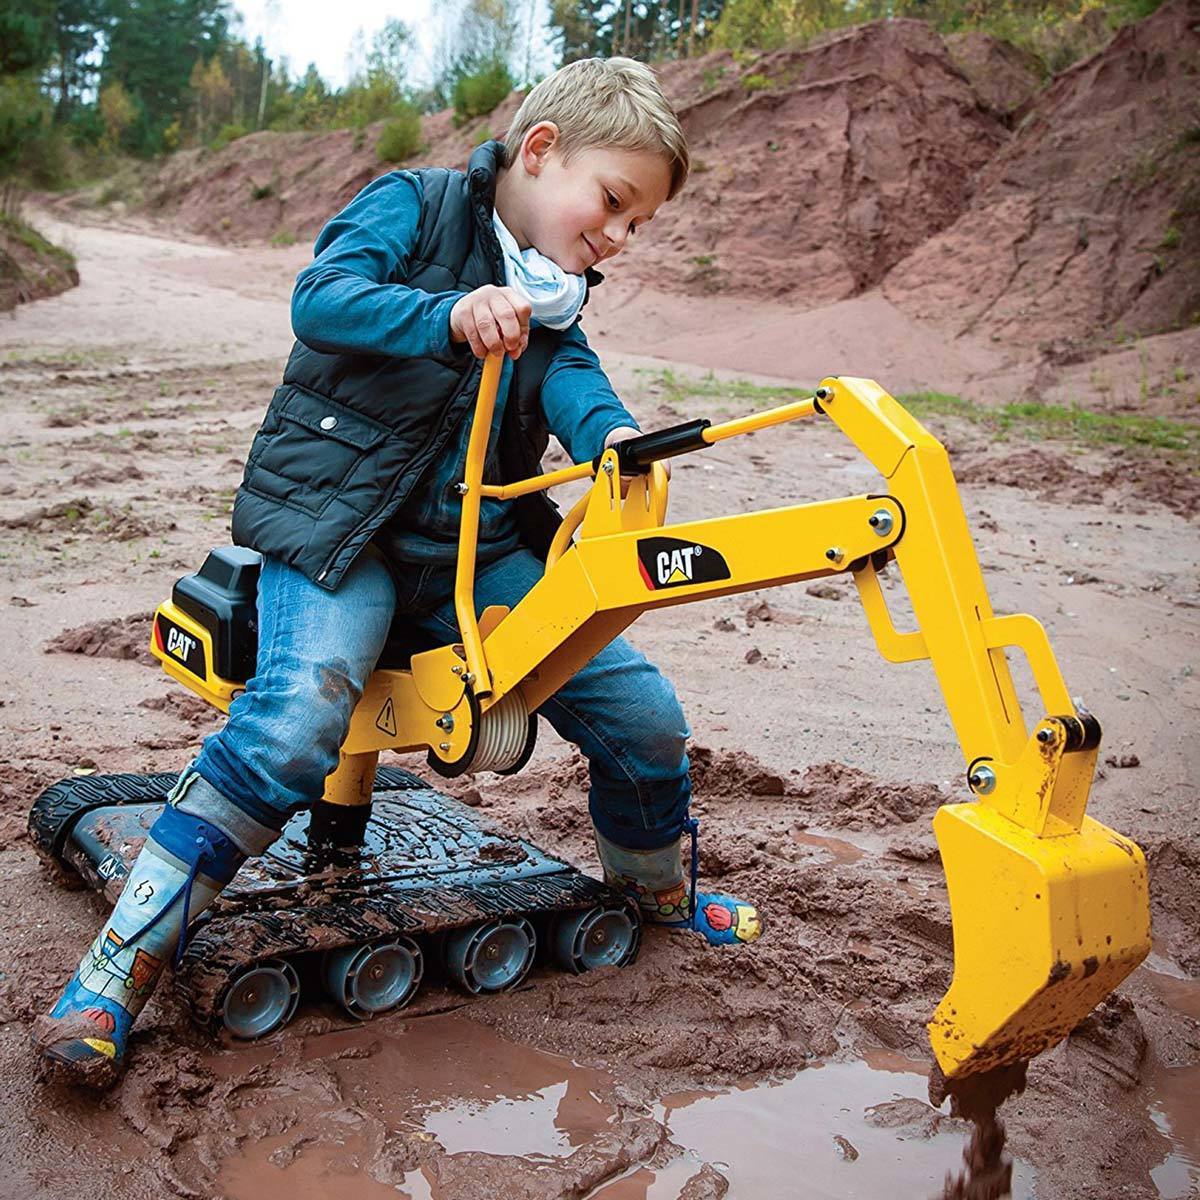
[603,424,670,496]
[450,285,532,360]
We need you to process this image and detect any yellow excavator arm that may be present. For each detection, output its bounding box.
[150,356,1151,1086]
[818,377,1150,1082]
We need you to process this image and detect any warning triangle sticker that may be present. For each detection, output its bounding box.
[666,567,689,584]
[375,697,397,737]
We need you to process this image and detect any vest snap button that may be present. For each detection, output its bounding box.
[319,416,338,431]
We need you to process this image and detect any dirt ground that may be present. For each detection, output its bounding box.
[0,214,1198,1200]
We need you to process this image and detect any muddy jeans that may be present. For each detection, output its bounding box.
[193,550,692,850]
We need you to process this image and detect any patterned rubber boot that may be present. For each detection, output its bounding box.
[593,823,763,946]
[33,772,273,1083]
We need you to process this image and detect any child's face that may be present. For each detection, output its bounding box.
[519,132,673,276]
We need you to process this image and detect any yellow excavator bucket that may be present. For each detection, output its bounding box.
[930,800,1151,1081]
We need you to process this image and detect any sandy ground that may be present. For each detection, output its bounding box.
[0,216,1198,1200]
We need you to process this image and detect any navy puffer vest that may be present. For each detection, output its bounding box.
[231,141,590,589]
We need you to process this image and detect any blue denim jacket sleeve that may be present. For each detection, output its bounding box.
[539,320,639,464]
[290,172,459,360]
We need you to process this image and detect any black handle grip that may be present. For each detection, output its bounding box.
[593,418,712,474]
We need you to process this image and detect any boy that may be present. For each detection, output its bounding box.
[35,56,762,1080]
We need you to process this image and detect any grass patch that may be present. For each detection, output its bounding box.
[899,391,1197,459]
[644,371,1196,463]
[0,214,76,271]
[642,368,813,414]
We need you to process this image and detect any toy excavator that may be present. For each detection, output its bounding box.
[30,354,1151,1089]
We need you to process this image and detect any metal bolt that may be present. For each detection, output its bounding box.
[439,741,451,751]
[825,547,843,563]
[968,764,997,795]
[1037,727,1055,744]
[602,460,615,477]
[369,963,384,979]
[868,508,894,537]
[436,713,455,732]
[451,665,462,675]
[462,672,475,685]
[815,386,833,402]
[244,989,257,1004]
[455,482,469,495]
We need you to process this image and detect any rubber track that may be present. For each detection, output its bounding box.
[177,872,626,1030]
[28,772,179,859]
[27,765,429,860]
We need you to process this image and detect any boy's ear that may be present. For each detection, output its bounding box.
[521,121,560,178]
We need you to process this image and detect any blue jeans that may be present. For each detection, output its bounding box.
[194,549,692,850]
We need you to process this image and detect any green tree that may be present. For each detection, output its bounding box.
[47,0,107,120]
[548,0,725,61]
[0,0,68,184]
[428,0,518,110]
[339,18,414,127]
[102,0,230,154]
[0,1,52,75]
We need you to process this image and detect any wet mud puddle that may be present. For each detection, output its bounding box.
[213,1013,1034,1199]
[656,1052,1033,1200]
[1143,955,1200,1199]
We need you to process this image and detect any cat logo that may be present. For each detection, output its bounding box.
[153,614,205,679]
[637,536,730,591]
[166,627,196,662]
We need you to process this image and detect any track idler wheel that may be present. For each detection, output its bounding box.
[550,906,639,974]
[221,958,300,1039]
[444,918,536,994]
[323,937,423,1019]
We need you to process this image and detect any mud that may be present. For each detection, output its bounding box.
[931,1062,1028,1200]
[0,209,1197,1199]
[954,446,1200,520]
[44,613,156,665]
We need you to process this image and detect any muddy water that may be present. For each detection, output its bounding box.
[789,827,867,864]
[658,1058,1034,1198]
[210,1011,1035,1199]
[1144,958,1200,1199]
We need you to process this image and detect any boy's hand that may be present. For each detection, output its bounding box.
[450,285,531,360]
[603,425,671,496]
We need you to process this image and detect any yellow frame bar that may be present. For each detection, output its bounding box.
[451,357,822,698]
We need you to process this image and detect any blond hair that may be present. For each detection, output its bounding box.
[504,58,690,200]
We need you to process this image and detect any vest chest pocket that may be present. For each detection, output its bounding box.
[246,386,390,516]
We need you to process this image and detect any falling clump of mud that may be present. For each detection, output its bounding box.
[930,1062,1028,1200]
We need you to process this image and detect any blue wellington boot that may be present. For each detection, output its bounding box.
[32,775,262,1082]
[593,823,763,947]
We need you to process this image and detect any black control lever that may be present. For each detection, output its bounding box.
[592,418,712,474]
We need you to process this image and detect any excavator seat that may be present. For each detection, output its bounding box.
[162,546,430,686]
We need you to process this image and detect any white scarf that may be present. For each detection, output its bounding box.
[492,212,587,331]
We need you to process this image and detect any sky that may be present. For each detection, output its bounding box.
[231,0,557,90]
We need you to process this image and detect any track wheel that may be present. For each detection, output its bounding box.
[444,918,536,994]
[221,958,300,1039]
[550,906,639,974]
[323,937,423,1020]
